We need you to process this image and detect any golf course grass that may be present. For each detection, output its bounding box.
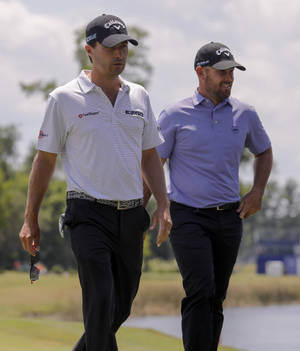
[0,317,240,351]
[0,271,246,350]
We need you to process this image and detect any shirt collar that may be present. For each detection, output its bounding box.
[119,76,130,92]
[77,70,130,94]
[192,89,206,106]
[192,89,232,108]
[77,70,95,94]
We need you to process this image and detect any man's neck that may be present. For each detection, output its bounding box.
[87,70,120,89]
[197,87,221,106]
[86,70,121,106]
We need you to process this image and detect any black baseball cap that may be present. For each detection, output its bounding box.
[194,42,246,71]
[86,14,138,48]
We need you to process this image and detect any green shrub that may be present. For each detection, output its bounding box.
[145,258,179,273]
[51,264,64,274]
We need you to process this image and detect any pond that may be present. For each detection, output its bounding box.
[125,304,300,351]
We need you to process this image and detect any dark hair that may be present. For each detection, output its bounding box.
[87,40,97,63]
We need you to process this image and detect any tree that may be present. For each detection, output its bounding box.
[238,178,300,262]
[20,25,153,99]
[0,170,29,268]
[121,26,152,87]
[0,140,73,270]
[0,125,19,179]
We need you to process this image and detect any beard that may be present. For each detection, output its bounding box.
[204,75,232,104]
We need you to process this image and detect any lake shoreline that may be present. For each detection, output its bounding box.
[131,266,300,316]
[126,304,300,351]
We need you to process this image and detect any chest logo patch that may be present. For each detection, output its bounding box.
[125,110,144,117]
[78,111,99,119]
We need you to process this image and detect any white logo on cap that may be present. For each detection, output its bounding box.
[104,20,125,30]
[199,60,210,66]
[216,47,231,56]
[86,33,97,42]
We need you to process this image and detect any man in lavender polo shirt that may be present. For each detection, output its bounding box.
[156,42,273,351]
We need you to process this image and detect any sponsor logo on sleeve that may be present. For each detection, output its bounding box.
[38,130,48,139]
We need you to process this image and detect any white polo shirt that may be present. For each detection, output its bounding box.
[37,70,164,200]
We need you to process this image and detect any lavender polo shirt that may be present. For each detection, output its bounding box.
[157,90,271,208]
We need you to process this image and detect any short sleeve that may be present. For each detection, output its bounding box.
[37,95,68,154]
[245,108,271,155]
[142,94,164,150]
[156,109,176,159]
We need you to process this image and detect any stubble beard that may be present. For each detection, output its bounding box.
[206,81,231,105]
[216,84,231,102]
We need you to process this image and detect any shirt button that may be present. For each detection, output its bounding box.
[214,120,219,124]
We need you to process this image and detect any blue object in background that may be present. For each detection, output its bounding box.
[256,240,300,275]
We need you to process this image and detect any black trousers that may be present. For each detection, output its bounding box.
[169,201,242,351]
[64,199,150,351]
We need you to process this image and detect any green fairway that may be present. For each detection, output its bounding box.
[0,317,239,351]
[0,272,243,350]
[0,318,82,351]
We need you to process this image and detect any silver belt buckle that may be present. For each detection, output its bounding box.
[216,205,224,211]
[117,200,127,210]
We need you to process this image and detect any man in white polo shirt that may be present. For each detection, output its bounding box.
[19,14,171,351]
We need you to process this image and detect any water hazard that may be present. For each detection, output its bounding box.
[125,304,300,351]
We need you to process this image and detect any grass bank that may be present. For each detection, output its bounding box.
[0,316,238,351]
[0,271,244,350]
[1,266,300,320]
[0,317,188,351]
[133,265,300,315]
[228,264,300,307]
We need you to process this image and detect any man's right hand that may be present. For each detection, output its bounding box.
[150,202,172,247]
[19,220,40,256]
[18,150,57,256]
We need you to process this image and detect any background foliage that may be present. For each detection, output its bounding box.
[1,26,299,271]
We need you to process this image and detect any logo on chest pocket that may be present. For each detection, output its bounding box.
[122,110,145,130]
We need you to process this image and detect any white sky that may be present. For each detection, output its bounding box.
[1,0,299,184]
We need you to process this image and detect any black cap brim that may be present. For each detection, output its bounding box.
[212,60,246,71]
[101,34,138,48]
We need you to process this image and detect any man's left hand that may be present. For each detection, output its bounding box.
[237,189,263,219]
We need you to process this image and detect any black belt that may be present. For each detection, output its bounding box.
[172,201,240,211]
[213,202,240,211]
[67,191,143,210]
